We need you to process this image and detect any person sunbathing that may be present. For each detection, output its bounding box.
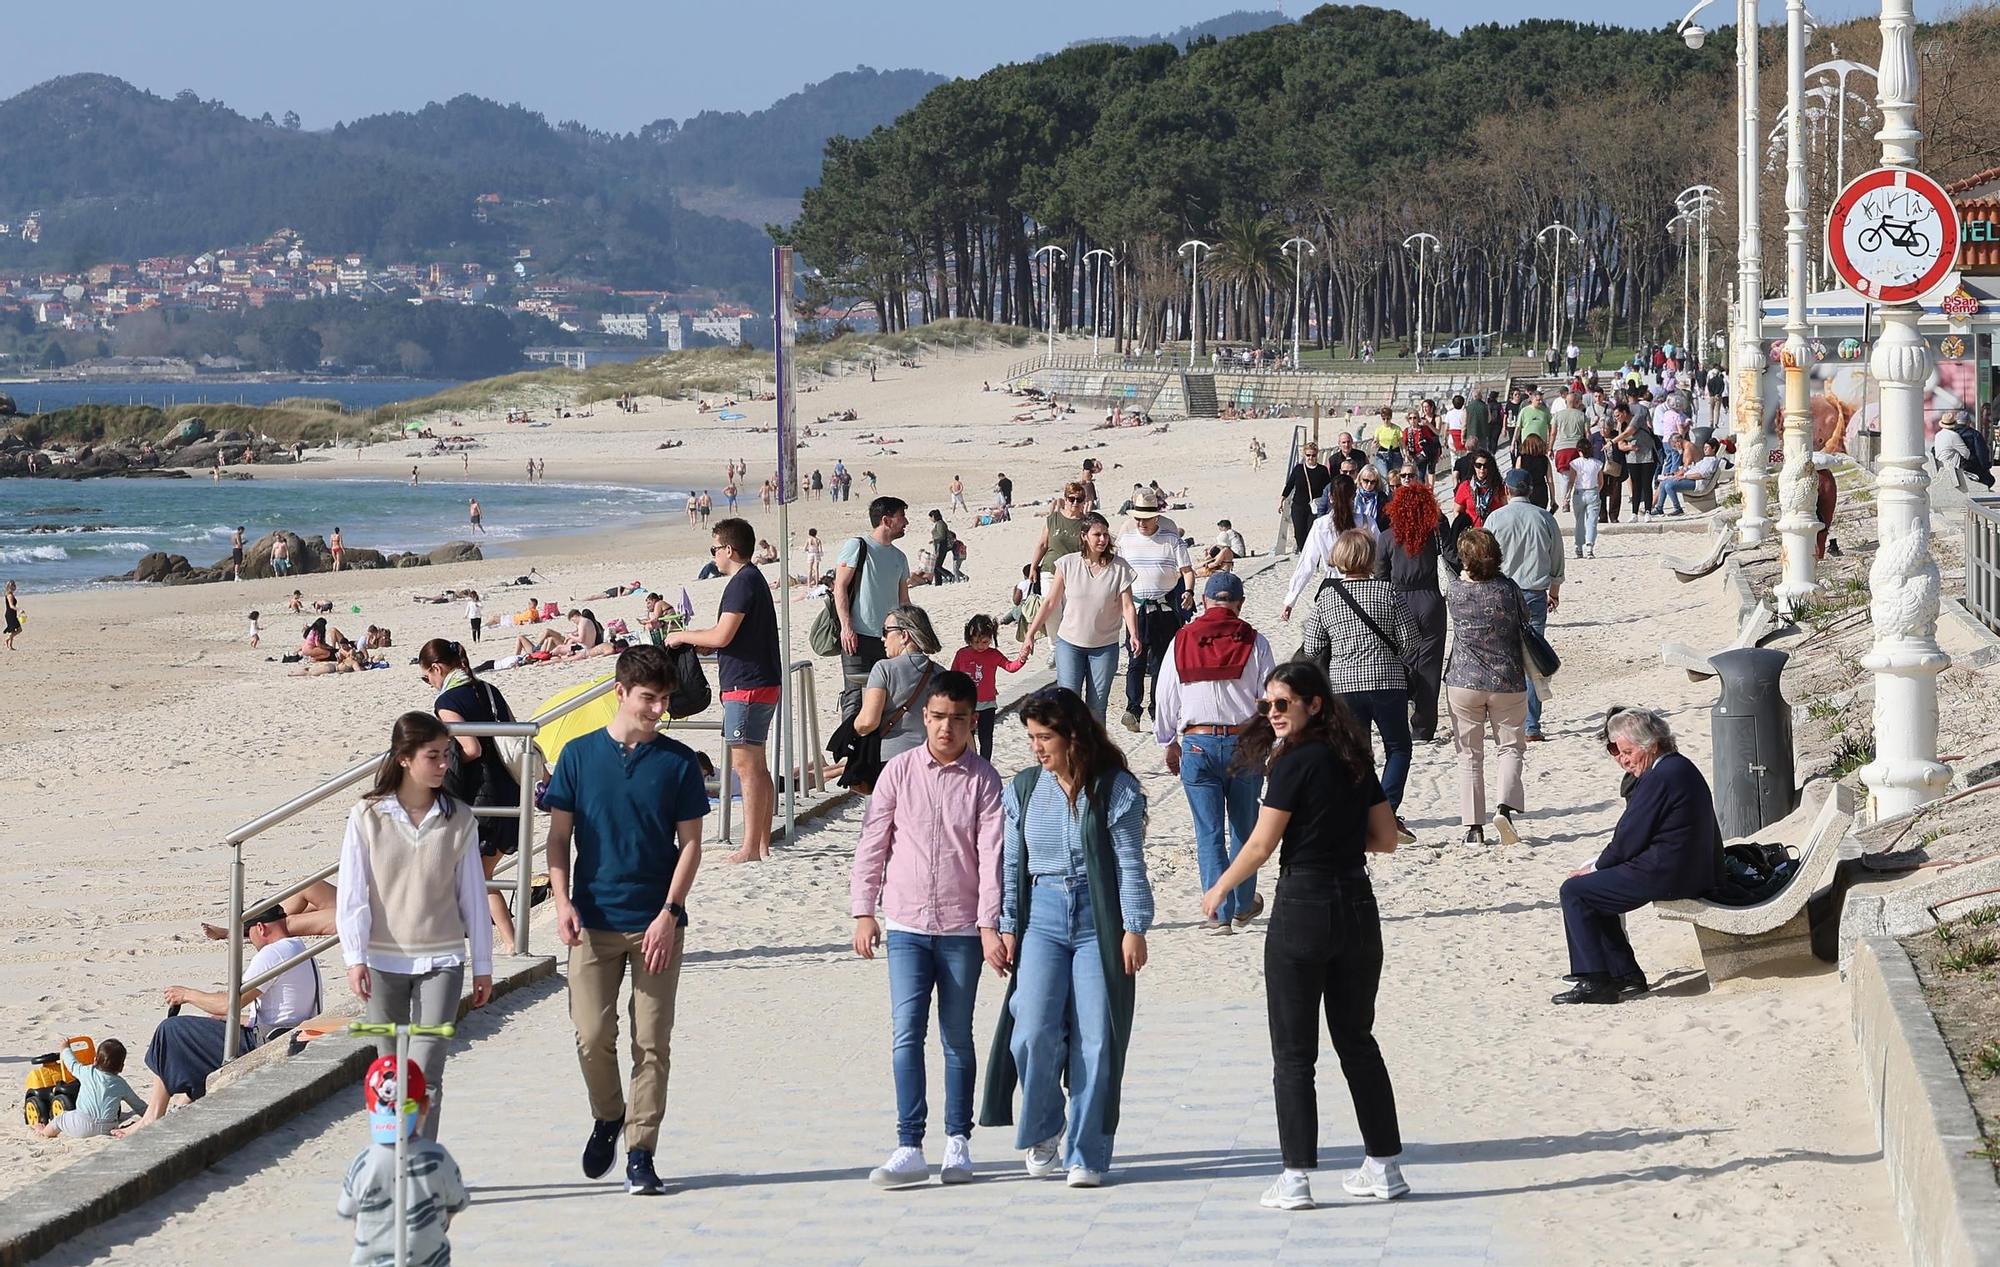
[202,880,337,941]
[581,581,645,601]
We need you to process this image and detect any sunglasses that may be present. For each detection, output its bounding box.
[883,625,906,637]
[1255,697,1294,716]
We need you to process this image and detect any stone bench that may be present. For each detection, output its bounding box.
[1680,466,1731,514]
[1659,597,1777,681]
[1655,780,1856,982]
[1662,522,1735,582]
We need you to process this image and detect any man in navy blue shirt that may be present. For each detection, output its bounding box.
[667,517,781,864]
[545,645,709,1195]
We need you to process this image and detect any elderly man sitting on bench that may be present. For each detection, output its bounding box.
[1552,709,1724,1006]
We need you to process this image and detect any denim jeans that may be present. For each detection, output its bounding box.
[1339,689,1413,811]
[1009,876,1116,1173]
[1264,870,1402,1169]
[1124,594,1184,718]
[1654,477,1699,514]
[887,931,983,1147]
[1520,588,1549,737]
[1054,639,1120,720]
[1572,488,1601,549]
[1179,733,1262,922]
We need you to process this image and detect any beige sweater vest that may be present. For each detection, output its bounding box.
[360,798,473,963]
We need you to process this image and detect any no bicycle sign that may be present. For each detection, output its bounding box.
[1826,166,1959,304]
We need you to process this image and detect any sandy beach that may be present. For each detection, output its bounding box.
[1,340,1899,1262]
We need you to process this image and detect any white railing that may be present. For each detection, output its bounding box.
[219,658,826,1061]
[1966,495,2000,638]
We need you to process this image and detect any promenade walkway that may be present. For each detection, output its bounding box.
[41,529,1900,1267]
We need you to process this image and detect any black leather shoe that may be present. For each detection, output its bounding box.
[582,1114,624,1179]
[1615,974,1649,998]
[1551,980,1621,1005]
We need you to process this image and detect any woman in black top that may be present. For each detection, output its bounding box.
[1375,471,1460,743]
[1203,660,1404,1212]
[1279,443,1333,551]
[417,637,522,954]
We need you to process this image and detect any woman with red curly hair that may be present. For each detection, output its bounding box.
[1374,470,1459,742]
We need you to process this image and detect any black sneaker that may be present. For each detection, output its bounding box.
[582,1115,624,1179]
[625,1146,666,1196]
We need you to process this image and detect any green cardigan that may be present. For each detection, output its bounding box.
[977,765,1137,1136]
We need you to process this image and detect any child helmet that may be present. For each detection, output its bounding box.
[363,1055,427,1144]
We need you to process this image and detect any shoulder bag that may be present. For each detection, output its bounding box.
[1322,577,1422,685]
[1514,582,1561,679]
[809,535,868,657]
[830,663,933,795]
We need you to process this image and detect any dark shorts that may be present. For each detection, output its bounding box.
[232,548,244,565]
[145,1015,256,1101]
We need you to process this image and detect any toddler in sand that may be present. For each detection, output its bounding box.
[28,1038,146,1139]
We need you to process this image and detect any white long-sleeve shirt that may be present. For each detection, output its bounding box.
[1154,624,1274,745]
[1283,516,1338,610]
[336,796,494,977]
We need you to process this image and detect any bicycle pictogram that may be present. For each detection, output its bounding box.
[1858,217,1931,257]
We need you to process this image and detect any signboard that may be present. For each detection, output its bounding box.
[772,247,800,503]
[1827,167,1960,304]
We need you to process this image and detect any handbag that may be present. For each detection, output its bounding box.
[1517,586,1561,678]
[1321,577,1422,685]
[809,535,868,656]
[829,663,932,794]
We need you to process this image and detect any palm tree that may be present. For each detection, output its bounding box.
[1209,210,1287,347]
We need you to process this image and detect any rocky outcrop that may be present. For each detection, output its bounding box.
[117,533,482,584]
[427,541,484,566]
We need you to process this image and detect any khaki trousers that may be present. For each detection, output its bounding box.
[1446,687,1527,826]
[568,925,685,1152]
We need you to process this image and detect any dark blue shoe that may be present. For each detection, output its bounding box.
[625,1146,666,1195]
[582,1115,623,1179]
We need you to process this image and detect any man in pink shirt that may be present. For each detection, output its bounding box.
[849,669,1006,1190]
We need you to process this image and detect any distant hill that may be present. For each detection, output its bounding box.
[0,68,941,295]
[1068,8,1291,50]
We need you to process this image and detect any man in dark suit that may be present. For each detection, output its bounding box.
[1553,709,1723,1005]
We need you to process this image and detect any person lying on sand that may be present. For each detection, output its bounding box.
[203,880,337,941]
[580,581,645,601]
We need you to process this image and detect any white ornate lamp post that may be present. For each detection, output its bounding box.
[1857,0,1951,818]
[1283,236,1315,369]
[1179,239,1210,367]
[1678,185,1719,385]
[1669,210,1694,354]
[1083,248,1116,360]
[1535,222,1578,361]
[1774,0,1820,615]
[1033,244,1066,362]
[1402,232,1438,359]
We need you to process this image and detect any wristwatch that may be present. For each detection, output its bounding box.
[665,902,688,928]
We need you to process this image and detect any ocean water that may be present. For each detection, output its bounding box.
[0,379,457,414]
[0,478,680,592]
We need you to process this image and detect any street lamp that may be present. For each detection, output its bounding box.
[1859,0,1950,818]
[1684,0,1770,544]
[1083,248,1117,360]
[1678,183,1720,417]
[1179,239,1210,367]
[1774,0,1820,614]
[1535,222,1578,363]
[1282,236,1315,369]
[1402,232,1438,359]
[1033,244,1066,362]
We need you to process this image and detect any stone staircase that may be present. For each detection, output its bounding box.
[1181,372,1219,418]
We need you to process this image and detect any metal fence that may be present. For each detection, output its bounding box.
[1003,350,1510,386]
[218,658,826,1061]
[1966,495,2000,638]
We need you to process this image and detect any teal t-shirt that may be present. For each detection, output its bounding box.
[544,729,709,932]
[836,536,909,637]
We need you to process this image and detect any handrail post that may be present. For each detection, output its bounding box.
[717,733,733,847]
[222,842,245,1062]
[513,740,536,957]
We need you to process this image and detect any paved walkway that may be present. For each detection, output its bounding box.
[40,530,1901,1266]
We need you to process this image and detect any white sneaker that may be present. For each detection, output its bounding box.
[1066,1165,1104,1188]
[1585,546,1596,559]
[940,1135,974,1185]
[1492,808,1522,847]
[869,1145,929,1189]
[1260,1171,1315,1210]
[1024,1133,1063,1178]
[1342,1159,1410,1200]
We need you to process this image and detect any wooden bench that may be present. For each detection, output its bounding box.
[1654,781,1856,982]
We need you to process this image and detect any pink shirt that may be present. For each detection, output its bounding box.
[951,645,1028,706]
[850,745,1005,934]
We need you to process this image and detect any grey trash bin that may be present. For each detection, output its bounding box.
[1709,647,1799,839]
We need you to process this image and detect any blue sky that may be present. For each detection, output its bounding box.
[0,0,1955,131]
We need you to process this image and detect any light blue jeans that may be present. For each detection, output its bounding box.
[1521,588,1549,738]
[1180,733,1261,922]
[1054,639,1120,720]
[887,931,982,1148]
[1572,488,1601,550]
[1010,876,1116,1173]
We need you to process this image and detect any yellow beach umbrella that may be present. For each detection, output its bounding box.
[529,673,616,768]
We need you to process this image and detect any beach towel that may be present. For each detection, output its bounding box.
[717,410,746,421]
[677,587,695,623]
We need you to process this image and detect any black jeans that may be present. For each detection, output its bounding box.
[839,632,886,722]
[975,708,997,761]
[1401,589,1446,741]
[1265,869,1402,1169]
[1124,592,1185,718]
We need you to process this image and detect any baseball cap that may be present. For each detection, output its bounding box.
[1204,572,1245,601]
[1503,468,1533,492]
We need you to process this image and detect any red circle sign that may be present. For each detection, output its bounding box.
[1827,167,1959,303]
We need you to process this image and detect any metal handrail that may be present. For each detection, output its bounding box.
[1966,495,2000,638]
[220,659,828,1061]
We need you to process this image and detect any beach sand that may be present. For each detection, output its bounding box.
[1,342,1899,1261]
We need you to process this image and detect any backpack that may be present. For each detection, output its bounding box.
[1706,843,1800,907]
[22,1054,77,1126]
[1410,424,1441,467]
[1962,424,1994,479]
[665,642,712,719]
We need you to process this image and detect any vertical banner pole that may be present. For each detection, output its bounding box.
[773,247,800,839]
